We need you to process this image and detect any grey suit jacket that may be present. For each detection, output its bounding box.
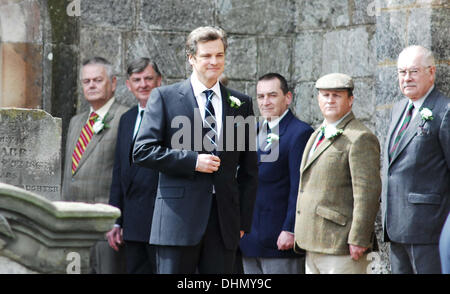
[132,78,258,250]
[382,87,450,244]
[62,100,129,204]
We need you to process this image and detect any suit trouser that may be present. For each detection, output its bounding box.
[242,256,305,274]
[305,251,369,274]
[154,197,235,274]
[124,241,156,274]
[389,242,441,274]
[89,240,127,274]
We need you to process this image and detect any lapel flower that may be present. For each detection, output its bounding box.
[266,133,279,144]
[93,114,110,134]
[321,125,344,140]
[419,107,433,121]
[228,95,244,109]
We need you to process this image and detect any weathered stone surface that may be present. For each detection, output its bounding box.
[0,256,37,274]
[0,183,120,274]
[352,0,377,25]
[375,10,407,62]
[292,81,322,127]
[353,78,376,121]
[0,108,61,201]
[431,7,450,61]
[407,7,432,49]
[257,37,292,80]
[139,0,214,32]
[295,0,350,30]
[217,0,295,34]
[79,28,122,75]
[80,0,135,29]
[225,36,257,80]
[126,31,187,79]
[293,32,323,82]
[0,0,42,43]
[322,26,375,78]
[375,65,402,106]
[435,64,450,96]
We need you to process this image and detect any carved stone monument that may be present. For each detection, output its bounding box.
[0,183,120,274]
[0,108,61,201]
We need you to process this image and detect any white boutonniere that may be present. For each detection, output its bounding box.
[92,114,110,134]
[321,125,344,140]
[228,95,244,109]
[264,133,279,151]
[419,107,433,121]
[266,133,279,144]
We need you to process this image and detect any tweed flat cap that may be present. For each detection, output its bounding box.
[315,73,354,90]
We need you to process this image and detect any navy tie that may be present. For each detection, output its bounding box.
[203,90,218,154]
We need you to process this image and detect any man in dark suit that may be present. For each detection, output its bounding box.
[107,58,161,274]
[62,56,129,273]
[239,73,313,274]
[382,45,450,274]
[133,26,258,274]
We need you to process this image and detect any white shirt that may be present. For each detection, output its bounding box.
[133,104,146,139]
[307,110,352,161]
[88,97,115,123]
[190,72,223,140]
[265,109,290,131]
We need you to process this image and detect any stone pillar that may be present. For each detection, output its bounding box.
[375,0,450,273]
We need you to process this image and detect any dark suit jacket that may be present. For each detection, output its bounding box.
[109,106,159,242]
[62,100,129,203]
[132,78,258,250]
[240,110,313,257]
[382,87,450,244]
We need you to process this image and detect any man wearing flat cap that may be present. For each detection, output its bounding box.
[294,73,381,274]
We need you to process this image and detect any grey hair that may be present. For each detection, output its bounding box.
[186,26,228,57]
[398,45,436,67]
[81,56,115,81]
[126,57,161,78]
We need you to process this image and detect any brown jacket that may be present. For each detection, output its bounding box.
[294,112,381,255]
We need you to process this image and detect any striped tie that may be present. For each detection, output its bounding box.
[389,103,414,159]
[203,90,218,154]
[315,130,325,149]
[71,112,98,174]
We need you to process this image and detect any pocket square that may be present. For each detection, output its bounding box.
[417,125,431,136]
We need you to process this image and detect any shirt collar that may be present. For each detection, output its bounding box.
[410,84,434,110]
[323,110,352,128]
[90,97,115,120]
[266,109,290,130]
[137,103,146,114]
[191,72,221,99]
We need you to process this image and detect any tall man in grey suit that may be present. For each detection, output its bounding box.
[382,45,450,274]
[133,26,258,274]
[62,56,129,273]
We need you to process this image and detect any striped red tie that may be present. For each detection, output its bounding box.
[71,112,98,174]
[315,131,325,149]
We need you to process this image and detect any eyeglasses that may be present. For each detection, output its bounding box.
[397,66,431,77]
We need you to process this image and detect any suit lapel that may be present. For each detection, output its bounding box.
[300,128,320,172]
[302,112,355,173]
[74,101,119,175]
[389,89,438,165]
[218,83,232,157]
[179,78,199,124]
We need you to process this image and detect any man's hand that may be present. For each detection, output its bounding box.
[349,244,367,260]
[240,230,245,238]
[195,154,221,173]
[106,227,123,252]
[277,231,295,251]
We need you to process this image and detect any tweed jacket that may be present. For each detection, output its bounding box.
[62,99,129,204]
[294,112,381,255]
